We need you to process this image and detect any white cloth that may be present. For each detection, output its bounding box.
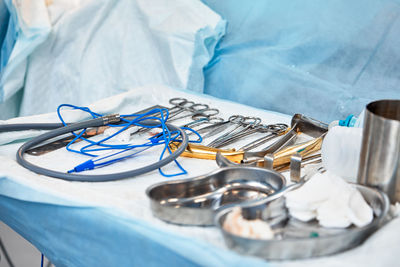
[285,171,373,228]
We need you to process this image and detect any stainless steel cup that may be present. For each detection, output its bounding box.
[358,100,400,203]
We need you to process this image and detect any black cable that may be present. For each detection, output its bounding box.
[11,115,188,182]
[0,237,15,267]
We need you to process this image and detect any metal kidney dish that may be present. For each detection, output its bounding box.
[146,166,286,226]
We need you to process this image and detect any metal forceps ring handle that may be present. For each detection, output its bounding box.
[170,103,219,122]
[168,98,195,118]
[169,97,192,110]
[206,115,244,146]
[169,97,188,106]
[265,123,288,134]
[190,103,210,113]
[253,123,274,132]
[208,115,257,147]
[211,117,262,148]
[240,116,262,127]
[238,124,286,151]
[229,114,245,123]
[169,102,208,121]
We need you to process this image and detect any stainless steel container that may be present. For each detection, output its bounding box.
[215,184,389,260]
[357,100,400,203]
[146,166,286,226]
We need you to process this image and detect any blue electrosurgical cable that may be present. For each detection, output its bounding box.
[67,146,153,173]
[15,115,190,181]
[56,104,202,177]
[67,126,202,175]
[56,105,172,156]
[0,103,203,180]
[67,129,184,173]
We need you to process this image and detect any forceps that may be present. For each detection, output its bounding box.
[167,98,219,122]
[168,98,195,116]
[239,123,289,151]
[208,116,262,148]
[214,123,288,150]
[198,115,245,140]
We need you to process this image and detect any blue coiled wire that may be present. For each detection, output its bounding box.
[57,104,202,177]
